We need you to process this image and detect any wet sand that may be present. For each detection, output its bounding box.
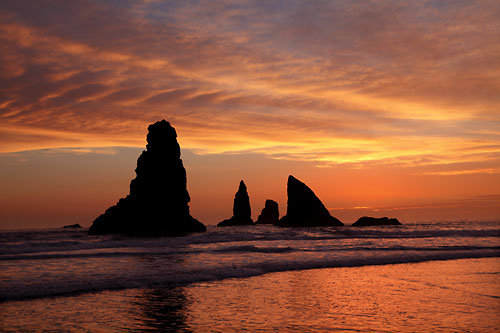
[2,257,499,332]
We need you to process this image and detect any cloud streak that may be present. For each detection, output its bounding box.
[0,0,499,174]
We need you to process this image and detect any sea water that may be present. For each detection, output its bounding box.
[1,221,499,331]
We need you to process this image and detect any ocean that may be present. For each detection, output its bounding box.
[1,221,499,331]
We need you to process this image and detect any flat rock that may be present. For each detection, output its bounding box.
[275,175,343,227]
[256,199,279,224]
[352,216,401,226]
[217,180,254,226]
[62,224,82,229]
[88,120,206,236]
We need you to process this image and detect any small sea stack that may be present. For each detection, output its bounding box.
[88,120,206,236]
[217,180,254,226]
[256,199,279,224]
[275,175,344,227]
[352,216,402,227]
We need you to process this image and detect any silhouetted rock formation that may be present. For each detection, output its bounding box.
[88,120,206,236]
[276,175,344,227]
[62,224,82,229]
[352,216,401,226]
[217,180,254,226]
[256,199,279,224]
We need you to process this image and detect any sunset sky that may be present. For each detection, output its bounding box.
[1,0,499,229]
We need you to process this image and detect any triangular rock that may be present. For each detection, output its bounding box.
[275,175,344,227]
[217,180,254,226]
[256,199,279,224]
[88,120,206,236]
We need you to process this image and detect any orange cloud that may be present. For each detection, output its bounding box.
[0,0,498,171]
[1,0,499,228]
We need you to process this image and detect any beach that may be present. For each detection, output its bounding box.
[1,222,499,331]
[2,257,499,332]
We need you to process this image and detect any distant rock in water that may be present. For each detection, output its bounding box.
[88,120,206,236]
[276,175,344,227]
[217,180,254,226]
[256,199,279,224]
[62,224,82,229]
[352,216,401,227]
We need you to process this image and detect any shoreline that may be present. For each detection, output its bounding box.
[2,253,499,302]
[2,257,499,331]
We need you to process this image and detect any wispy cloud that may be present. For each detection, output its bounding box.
[0,0,499,174]
[424,168,500,176]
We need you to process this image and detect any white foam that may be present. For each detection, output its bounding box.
[0,221,499,301]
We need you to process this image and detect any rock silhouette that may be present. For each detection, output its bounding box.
[256,199,279,224]
[217,180,254,226]
[88,120,206,236]
[62,224,82,229]
[352,216,401,226]
[276,175,344,227]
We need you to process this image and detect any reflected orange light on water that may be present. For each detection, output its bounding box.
[2,258,499,331]
[185,258,500,331]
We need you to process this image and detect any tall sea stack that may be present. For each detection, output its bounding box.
[276,175,344,227]
[217,180,254,226]
[88,120,206,236]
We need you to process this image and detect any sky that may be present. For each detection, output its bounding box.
[1,0,499,229]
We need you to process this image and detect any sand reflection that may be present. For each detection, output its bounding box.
[1,258,498,331]
[139,287,190,332]
[183,258,500,331]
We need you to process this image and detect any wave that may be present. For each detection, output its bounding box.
[2,244,499,261]
[1,250,499,302]
[212,245,294,253]
[1,223,499,301]
[1,226,499,256]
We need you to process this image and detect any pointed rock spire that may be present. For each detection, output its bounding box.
[217,180,254,226]
[256,199,279,224]
[276,175,343,227]
[88,120,206,236]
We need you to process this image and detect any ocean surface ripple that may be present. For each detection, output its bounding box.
[1,220,499,301]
